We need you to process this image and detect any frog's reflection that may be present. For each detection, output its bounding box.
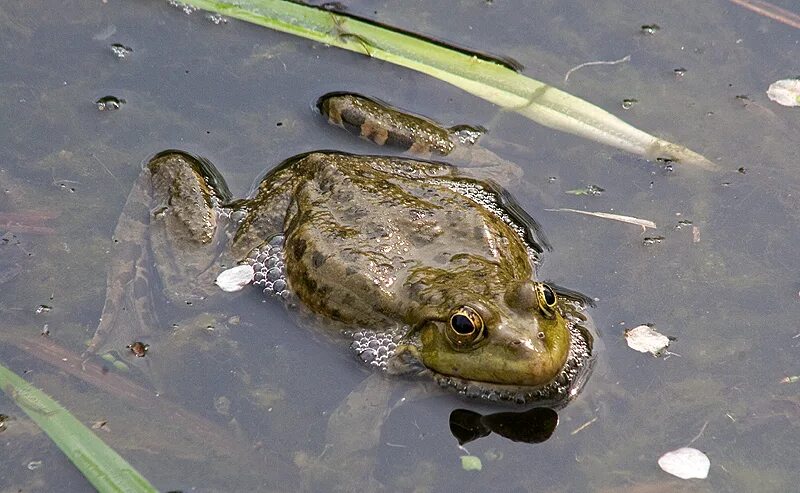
[449,407,559,445]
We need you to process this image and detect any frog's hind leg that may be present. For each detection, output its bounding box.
[87,151,231,366]
[146,150,232,298]
[87,169,159,360]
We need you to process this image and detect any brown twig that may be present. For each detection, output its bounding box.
[728,0,800,30]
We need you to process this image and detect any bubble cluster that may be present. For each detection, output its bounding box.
[348,330,402,370]
[167,0,198,14]
[245,234,291,300]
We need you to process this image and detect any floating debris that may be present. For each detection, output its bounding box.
[675,219,693,229]
[460,455,482,471]
[780,375,800,384]
[126,342,149,358]
[767,79,800,107]
[625,324,670,355]
[642,236,665,246]
[35,304,52,314]
[673,67,688,78]
[95,96,126,111]
[27,460,42,471]
[109,43,133,58]
[692,226,700,243]
[641,24,661,35]
[91,420,111,432]
[546,208,656,231]
[621,98,638,110]
[563,54,631,83]
[658,447,710,479]
[737,166,747,174]
[565,184,605,196]
[0,414,9,432]
[215,264,255,292]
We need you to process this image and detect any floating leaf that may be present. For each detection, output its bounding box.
[179,0,715,168]
[0,361,157,492]
[766,79,800,107]
[625,325,670,355]
[658,447,710,479]
[460,455,482,471]
[215,264,255,292]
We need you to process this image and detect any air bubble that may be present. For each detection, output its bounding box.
[205,13,228,24]
[167,0,198,14]
[266,267,282,281]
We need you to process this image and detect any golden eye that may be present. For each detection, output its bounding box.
[448,306,485,348]
[536,283,558,319]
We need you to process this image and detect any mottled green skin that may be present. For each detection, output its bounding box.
[91,110,588,402]
[318,92,457,155]
[132,150,571,392]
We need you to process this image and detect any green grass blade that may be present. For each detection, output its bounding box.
[180,0,715,168]
[0,362,157,493]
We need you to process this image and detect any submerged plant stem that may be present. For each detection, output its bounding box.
[0,362,157,493]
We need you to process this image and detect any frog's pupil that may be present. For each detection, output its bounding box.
[543,285,556,305]
[451,314,475,334]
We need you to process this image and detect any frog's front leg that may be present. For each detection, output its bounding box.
[318,92,523,186]
[87,151,231,363]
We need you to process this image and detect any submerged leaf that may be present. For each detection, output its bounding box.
[460,455,482,471]
[658,447,710,479]
[179,0,714,168]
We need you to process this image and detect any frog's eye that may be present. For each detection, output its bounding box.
[536,283,558,319]
[448,306,485,348]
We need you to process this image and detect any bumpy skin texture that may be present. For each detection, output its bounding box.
[232,152,577,394]
[318,92,457,155]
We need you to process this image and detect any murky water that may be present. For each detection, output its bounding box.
[1,0,799,491]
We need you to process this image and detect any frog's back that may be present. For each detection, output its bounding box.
[234,152,544,328]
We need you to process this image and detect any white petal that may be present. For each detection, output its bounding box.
[215,264,255,292]
[767,79,800,107]
[624,325,670,355]
[658,447,710,479]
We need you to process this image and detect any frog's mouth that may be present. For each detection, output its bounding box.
[425,323,594,406]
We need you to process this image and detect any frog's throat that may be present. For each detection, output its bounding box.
[388,322,594,406]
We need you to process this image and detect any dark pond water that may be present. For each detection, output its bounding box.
[1,0,799,491]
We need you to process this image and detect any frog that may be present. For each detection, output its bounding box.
[88,92,595,408]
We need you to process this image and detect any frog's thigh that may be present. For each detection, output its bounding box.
[319,374,395,491]
[147,151,229,291]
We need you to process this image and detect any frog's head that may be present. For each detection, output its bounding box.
[394,280,582,399]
